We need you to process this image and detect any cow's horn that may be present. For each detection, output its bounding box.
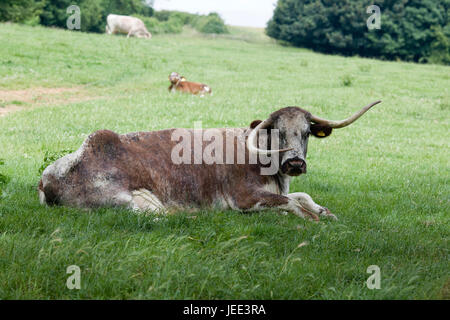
[310,100,381,128]
[247,119,294,155]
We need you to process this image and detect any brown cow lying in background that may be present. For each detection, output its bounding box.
[168,72,212,97]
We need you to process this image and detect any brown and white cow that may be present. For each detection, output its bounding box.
[168,72,212,96]
[38,101,381,221]
[106,14,151,39]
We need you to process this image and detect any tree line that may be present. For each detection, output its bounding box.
[267,0,449,65]
[0,0,228,34]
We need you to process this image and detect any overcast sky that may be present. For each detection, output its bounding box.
[153,0,278,28]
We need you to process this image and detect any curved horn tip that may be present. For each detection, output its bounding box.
[371,100,383,107]
[365,100,382,110]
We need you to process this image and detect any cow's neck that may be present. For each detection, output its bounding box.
[275,173,291,195]
[175,79,186,87]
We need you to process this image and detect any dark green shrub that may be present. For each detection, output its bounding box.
[39,0,75,29]
[170,11,195,25]
[194,13,228,34]
[267,0,450,65]
[0,0,44,24]
[147,10,228,34]
[154,10,195,25]
[80,0,104,33]
[153,10,172,21]
[153,10,228,34]
[427,25,450,64]
[138,15,183,34]
[101,0,153,17]
[341,74,354,87]
[0,159,10,196]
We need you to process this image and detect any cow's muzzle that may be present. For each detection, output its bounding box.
[281,157,307,176]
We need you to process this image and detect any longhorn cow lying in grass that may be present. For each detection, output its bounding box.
[38,101,381,221]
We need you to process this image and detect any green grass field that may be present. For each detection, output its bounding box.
[0,23,448,299]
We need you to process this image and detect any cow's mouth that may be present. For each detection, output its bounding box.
[281,158,307,176]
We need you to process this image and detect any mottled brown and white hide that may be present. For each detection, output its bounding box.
[39,102,380,221]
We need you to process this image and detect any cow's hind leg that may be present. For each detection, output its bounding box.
[127,29,138,38]
[287,192,337,220]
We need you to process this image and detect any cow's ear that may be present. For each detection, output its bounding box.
[310,124,332,138]
[250,120,262,129]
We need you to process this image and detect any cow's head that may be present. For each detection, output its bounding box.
[138,30,152,39]
[247,101,381,176]
[169,72,186,84]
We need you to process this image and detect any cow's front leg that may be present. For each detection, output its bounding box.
[237,191,320,221]
[287,192,337,220]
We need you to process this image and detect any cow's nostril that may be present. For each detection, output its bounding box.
[285,158,307,173]
[288,159,305,167]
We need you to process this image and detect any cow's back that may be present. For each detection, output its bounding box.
[118,129,271,209]
[107,14,145,34]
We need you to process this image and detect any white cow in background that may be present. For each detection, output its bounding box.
[106,14,152,39]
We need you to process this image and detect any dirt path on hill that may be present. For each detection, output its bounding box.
[0,87,97,117]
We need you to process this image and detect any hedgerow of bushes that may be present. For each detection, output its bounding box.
[138,11,228,35]
[0,1,228,35]
[0,0,153,32]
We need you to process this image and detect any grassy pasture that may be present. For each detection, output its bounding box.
[0,23,448,299]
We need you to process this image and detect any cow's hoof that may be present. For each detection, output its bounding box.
[327,213,338,221]
[321,207,338,221]
[324,208,338,220]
